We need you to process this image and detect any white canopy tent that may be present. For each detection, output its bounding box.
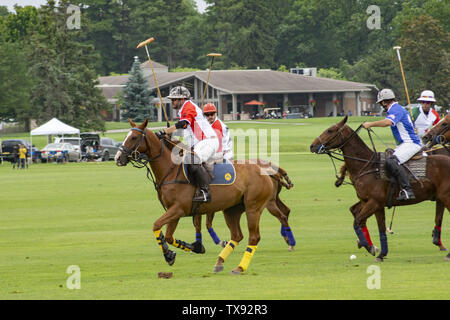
[30,118,81,162]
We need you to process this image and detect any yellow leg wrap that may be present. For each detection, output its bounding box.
[218,240,239,261]
[238,245,257,271]
[170,238,192,252]
[154,229,166,252]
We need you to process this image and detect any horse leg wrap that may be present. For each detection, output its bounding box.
[154,229,169,252]
[432,226,442,246]
[208,227,221,245]
[218,240,239,261]
[284,227,296,246]
[379,232,388,256]
[171,238,193,252]
[196,232,202,244]
[354,226,369,248]
[280,225,287,237]
[238,245,257,272]
[362,226,374,247]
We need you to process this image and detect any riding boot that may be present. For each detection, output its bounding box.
[191,164,212,202]
[385,156,416,201]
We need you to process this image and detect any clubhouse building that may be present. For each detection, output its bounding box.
[97,59,379,121]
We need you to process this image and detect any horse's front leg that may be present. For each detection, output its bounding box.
[433,200,447,251]
[374,208,388,262]
[153,206,185,266]
[353,199,382,258]
[350,201,378,256]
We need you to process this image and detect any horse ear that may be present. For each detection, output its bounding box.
[337,115,348,127]
[142,118,149,129]
[128,118,136,127]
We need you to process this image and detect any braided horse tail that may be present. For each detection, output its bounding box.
[254,159,293,190]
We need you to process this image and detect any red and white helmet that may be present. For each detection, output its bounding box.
[203,103,217,114]
[417,90,436,102]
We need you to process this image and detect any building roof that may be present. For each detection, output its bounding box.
[143,69,376,94]
[96,69,377,102]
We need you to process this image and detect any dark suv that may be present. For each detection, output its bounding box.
[1,139,41,162]
[80,133,120,161]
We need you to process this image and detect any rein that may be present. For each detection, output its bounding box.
[120,127,190,211]
[318,125,383,184]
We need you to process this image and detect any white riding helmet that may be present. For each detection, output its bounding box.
[417,90,436,102]
[166,86,191,99]
[376,89,396,103]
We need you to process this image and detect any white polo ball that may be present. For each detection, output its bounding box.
[350,254,357,260]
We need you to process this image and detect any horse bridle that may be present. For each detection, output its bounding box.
[119,127,164,166]
[316,124,363,154]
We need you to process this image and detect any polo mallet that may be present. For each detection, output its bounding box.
[386,207,396,234]
[137,37,170,128]
[393,46,414,123]
[200,53,222,110]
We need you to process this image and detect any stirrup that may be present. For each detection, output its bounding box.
[397,189,415,201]
[193,189,211,203]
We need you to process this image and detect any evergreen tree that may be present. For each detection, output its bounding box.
[27,0,108,131]
[121,56,153,122]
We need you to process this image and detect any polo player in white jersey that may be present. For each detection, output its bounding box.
[159,86,219,202]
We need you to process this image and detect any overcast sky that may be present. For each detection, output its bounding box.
[3,0,208,13]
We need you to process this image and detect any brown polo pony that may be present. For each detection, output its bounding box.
[115,119,293,274]
[193,159,296,251]
[422,114,450,150]
[310,116,450,262]
[335,115,450,251]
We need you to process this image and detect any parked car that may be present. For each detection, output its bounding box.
[80,133,120,161]
[54,137,81,152]
[40,143,81,162]
[0,139,41,162]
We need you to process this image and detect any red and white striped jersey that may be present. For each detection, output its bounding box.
[178,100,217,146]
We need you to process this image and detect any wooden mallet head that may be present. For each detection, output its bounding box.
[207,53,222,57]
[137,37,155,49]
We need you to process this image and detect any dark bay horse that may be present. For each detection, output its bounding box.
[193,160,296,251]
[310,116,450,261]
[422,114,450,151]
[335,115,450,251]
[115,119,294,274]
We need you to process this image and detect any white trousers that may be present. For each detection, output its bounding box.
[393,142,422,164]
[192,138,219,163]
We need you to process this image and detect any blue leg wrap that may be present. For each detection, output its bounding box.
[354,225,369,247]
[285,227,296,246]
[379,232,388,256]
[196,232,202,243]
[280,225,287,237]
[208,228,221,245]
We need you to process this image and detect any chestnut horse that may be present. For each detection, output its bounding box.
[310,116,450,262]
[115,119,293,274]
[193,160,296,251]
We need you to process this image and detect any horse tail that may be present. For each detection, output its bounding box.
[276,166,294,190]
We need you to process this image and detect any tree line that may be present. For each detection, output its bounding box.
[0,0,448,130]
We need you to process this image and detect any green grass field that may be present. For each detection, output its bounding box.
[1,117,449,300]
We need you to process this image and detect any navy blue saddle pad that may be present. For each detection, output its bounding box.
[183,160,236,185]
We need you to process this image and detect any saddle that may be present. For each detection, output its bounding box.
[378,149,428,182]
[378,149,428,208]
[182,160,236,186]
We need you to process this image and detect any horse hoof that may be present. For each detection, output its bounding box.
[288,246,295,252]
[191,241,206,254]
[445,254,450,262]
[374,256,384,262]
[213,265,224,274]
[230,268,242,275]
[220,240,228,248]
[164,250,176,266]
[439,246,447,251]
